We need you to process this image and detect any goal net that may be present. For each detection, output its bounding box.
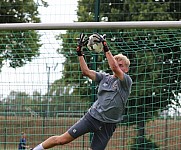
[0,22,180,150]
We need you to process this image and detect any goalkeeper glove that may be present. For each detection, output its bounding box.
[76,33,88,56]
[93,33,109,53]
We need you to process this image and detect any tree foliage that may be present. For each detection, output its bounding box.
[0,0,48,70]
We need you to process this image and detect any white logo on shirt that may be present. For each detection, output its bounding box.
[73,129,77,133]
[103,83,108,87]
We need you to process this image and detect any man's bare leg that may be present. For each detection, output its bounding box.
[33,132,74,150]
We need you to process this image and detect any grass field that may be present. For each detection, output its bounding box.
[0,116,181,150]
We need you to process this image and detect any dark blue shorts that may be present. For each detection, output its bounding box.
[68,112,117,150]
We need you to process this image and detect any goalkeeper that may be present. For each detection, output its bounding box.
[31,33,132,150]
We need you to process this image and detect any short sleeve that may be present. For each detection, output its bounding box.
[95,72,104,83]
[122,73,132,93]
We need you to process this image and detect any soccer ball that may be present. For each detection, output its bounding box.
[87,34,103,53]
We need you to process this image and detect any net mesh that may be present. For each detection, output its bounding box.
[0,0,181,150]
[0,29,180,150]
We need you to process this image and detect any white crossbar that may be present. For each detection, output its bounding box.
[0,21,181,30]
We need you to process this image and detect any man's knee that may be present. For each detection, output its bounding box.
[53,132,74,145]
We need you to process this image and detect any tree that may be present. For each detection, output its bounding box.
[5,91,30,114]
[0,0,48,70]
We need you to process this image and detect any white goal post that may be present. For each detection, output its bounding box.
[0,21,181,30]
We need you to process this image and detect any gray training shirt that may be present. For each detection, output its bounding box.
[89,72,132,123]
